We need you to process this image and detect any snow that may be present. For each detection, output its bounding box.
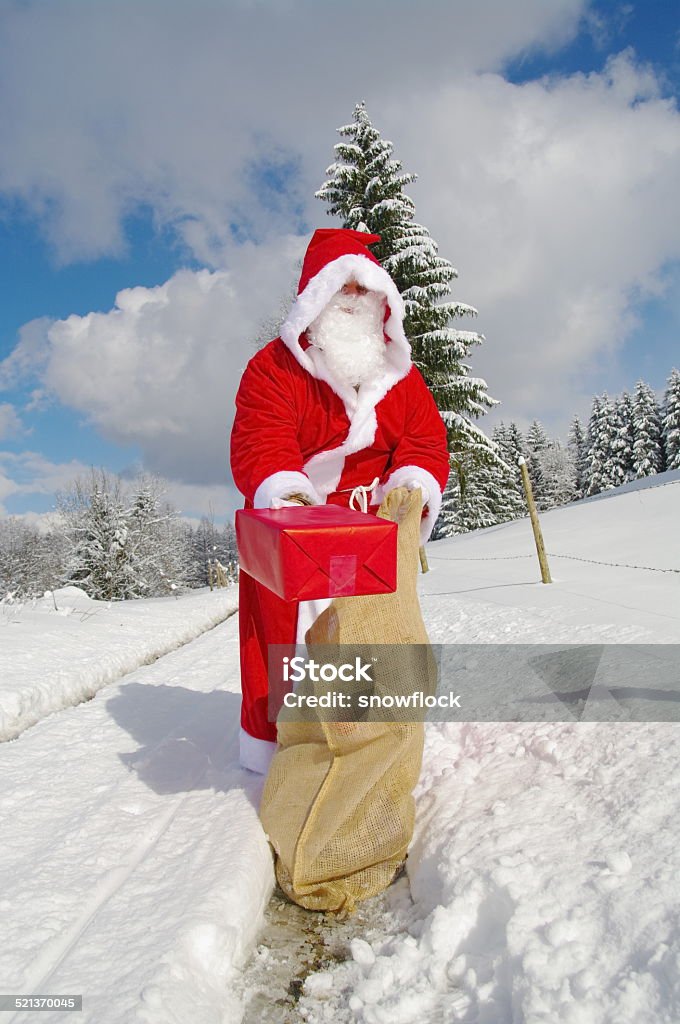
[293,720,680,1022]
[0,618,271,1024]
[1,476,679,1022]
[0,585,238,741]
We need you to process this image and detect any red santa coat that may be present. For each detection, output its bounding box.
[230,229,450,773]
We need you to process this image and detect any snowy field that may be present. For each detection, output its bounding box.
[0,586,238,741]
[0,473,679,1023]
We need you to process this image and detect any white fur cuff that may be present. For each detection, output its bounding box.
[239,728,277,775]
[374,464,444,545]
[253,470,322,509]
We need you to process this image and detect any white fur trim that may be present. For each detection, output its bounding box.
[295,597,332,646]
[278,254,414,497]
[303,446,347,498]
[253,470,322,509]
[281,253,410,375]
[302,372,413,498]
[239,728,277,774]
[374,465,443,545]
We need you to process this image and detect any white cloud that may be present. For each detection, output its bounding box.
[0,451,88,515]
[0,404,23,440]
[0,450,241,523]
[0,318,52,391]
[1,0,679,460]
[373,51,680,432]
[0,0,588,265]
[0,233,305,487]
[0,469,20,512]
[0,509,62,535]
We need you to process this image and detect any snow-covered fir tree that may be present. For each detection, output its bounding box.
[534,442,577,509]
[497,422,526,468]
[0,517,67,598]
[454,462,503,533]
[431,428,526,539]
[585,393,619,496]
[631,380,664,478]
[430,459,498,537]
[59,470,133,601]
[567,416,589,499]
[490,423,526,519]
[615,391,636,483]
[600,399,628,491]
[525,420,551,506]
[125,474,192,598]
[316,101,499,476]
[526,420,550,454]
[662,367,680,470]
[429,456,457,540]
[186,515,239,587]
[56,469,196,600]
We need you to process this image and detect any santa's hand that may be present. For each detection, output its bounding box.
[270,494,309,509]
[404,479,430,508]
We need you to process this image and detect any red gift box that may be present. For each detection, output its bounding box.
[235,505,397,601]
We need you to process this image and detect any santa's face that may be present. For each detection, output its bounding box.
[307,279,388,388]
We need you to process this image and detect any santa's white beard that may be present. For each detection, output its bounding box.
[307,290,388,387]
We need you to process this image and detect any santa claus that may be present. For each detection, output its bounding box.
[230,228,450,773]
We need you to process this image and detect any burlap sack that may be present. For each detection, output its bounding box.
[259,487,436,915]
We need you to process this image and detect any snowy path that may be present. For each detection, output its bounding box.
[237,876,421,1023]
[0,616,275,1024]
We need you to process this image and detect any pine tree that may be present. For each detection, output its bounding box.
[534,442,577,509]
[586,393,618,496]
[662,367,680,470]
[454,463,501,532]
[631,380,664,478]
[60,469,132,600]
[607,398,629,490]
[316,101,499,476]
[616,391,636,482]
[429,456,457,540]
[186,515,239,587]
[125,475,190,597]
[491,423,526,520]
[431,432,527,538]
[525,420,551,506]
[567,416,588,498]
[429,462,493,537]
[499,422,526,467]
[56,468,193,600]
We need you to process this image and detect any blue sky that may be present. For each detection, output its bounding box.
[0,0,679,523]
[507,0,680,88]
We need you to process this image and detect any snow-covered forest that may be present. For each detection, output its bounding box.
[0,468,238,602]
[434,367,680,538]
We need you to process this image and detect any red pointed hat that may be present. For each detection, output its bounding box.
[297,228,382,294]
[279,227,411,378]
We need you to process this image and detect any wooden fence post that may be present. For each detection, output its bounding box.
[518,456,552,584]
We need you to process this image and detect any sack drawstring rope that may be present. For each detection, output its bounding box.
[345,476,380,514]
